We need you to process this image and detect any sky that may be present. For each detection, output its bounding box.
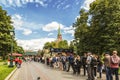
[0,0,95,51]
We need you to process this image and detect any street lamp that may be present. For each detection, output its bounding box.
[9,28,14,67]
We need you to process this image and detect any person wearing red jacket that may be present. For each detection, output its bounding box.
[17,58,22,68]
[15,57,19,66]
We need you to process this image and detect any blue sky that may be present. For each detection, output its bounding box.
[0,0,95,51]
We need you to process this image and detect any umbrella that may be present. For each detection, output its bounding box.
[9,53,22,56]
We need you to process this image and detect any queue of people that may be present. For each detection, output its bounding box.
[41,50,120,80]
[19,50,120,80]
[14,57,22,68]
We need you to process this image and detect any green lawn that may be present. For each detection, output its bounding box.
[0,61,15,80]
[119,67,120,74]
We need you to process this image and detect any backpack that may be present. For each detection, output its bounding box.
[90,57,97,67]
[111,56,119,64]
[61,56,66,63]
[82,56,87,65]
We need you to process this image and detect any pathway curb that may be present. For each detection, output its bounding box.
[5,68,17,80]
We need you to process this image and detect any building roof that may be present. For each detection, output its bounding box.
[58,24,61,36]
[57,25,62,41]
[25,52,38,56]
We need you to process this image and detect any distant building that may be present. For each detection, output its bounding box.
[55,25,62,48]
[24,51,38,56]
[57,25,62,41]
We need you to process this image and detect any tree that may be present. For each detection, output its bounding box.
[73,0,120,54]
[43,40,69,53]
[73,9,89,54]
[43,42,52,49]
[58,40,69,49]
[0,6,15,60]
[15,46,25,54]
[89,0,120,54]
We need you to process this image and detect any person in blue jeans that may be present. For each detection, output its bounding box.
[66,54,75,74]
[105,66,112,80]
[97,56,103,79]
[103,52,112,80]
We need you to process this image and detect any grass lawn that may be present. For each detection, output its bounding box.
[0,61,16,80]
[119,67,120,74]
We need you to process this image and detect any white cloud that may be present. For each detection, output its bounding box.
[35,0,47,7]
[23,29,32,35]
[24,21,43,30]
[42,21,64,32]
[76,0,80,5]
[43,21,74,37]
[48,33,53,36]
[0,0,47,7]
[63,5,70,9]
[81,0,95,10]
[17,38,56,51]
[63,26,75,36]
[12,14,23,30]
[12,14,43,35]
[53,0,68,9]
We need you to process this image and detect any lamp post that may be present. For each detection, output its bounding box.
[9,28,14,67]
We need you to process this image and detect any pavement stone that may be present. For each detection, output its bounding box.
[7,62,113,80]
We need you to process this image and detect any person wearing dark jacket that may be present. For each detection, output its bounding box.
[97,56,103,79]
[82,53,87,76]
[66,54,74,73]
[74,55,82,75]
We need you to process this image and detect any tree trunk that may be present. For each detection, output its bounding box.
[2,53,6,60]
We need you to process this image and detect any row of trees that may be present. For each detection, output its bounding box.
[43,40,70,49]
[0,6,24,60]
[73,0,120,55]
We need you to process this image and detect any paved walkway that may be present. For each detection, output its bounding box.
[9,62,107,80]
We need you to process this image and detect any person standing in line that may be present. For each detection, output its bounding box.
[110,50,120,80]
[66,54,75,73]
[74,55,82,75]
[103,52,111,80]
[15,57,19,66]
[86,52,93,80]
[90,54,98,80]
[18,57,22,68]
[46,57,49,65]
[82,52,87,76]
[61,55,67,71]
[97,55,103,79]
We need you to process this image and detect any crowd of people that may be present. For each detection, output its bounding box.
[14,57,22,68]
[21,50,120,80]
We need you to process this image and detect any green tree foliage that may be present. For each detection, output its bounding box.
[0,6,24,59]
[43,42,52,49]
[89,0,120,53]
[69,41,77,53]
[58,40,69,49]
[73,9,89,54]
[0,6,14,59]
[43,40,69,50]
[15,46,25,54]
[73,0,120,54]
